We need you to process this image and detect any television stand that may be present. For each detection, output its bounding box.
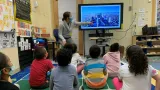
[89,30,113,56]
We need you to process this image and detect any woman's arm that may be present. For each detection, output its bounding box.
[74,21,91,26]
[153,73,160,90]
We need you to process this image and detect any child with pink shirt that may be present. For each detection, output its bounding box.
[103,43,120,77]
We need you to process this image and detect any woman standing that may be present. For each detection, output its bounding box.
[59,11,91,45]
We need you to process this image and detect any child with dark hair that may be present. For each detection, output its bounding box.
[64,43,84,73]
[29,46,53,89]
[0,52,19,90]
[50,48,79,90]
[83,45,107,89]
[113,45,160,90]
[103,43,120,77]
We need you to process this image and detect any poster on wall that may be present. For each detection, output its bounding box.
[17,21,31,37]
[0,32,16,49]
[0,0,15,31]
[14,0,31,24]
[157,0,160,34]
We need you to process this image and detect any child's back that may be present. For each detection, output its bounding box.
[29,59,53,86]
[113,45,160,90]
[50,48,79,90]
[119,64,158,90]
[50,65,78,90]
[29,47,53,89]
[84,58,106,82]
[103,43,120,77]
[83,45,107,89]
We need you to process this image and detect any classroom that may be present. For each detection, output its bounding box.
[0,0,160,90]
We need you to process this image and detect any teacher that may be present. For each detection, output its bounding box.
[59,11,91,45]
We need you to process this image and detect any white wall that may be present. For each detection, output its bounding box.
[58,0,79,49]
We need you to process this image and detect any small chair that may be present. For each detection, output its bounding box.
[53,29,60,48]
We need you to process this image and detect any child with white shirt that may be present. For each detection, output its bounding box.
[64,43,84,73]
[113,45,160,90]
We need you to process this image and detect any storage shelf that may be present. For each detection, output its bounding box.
[146,54,160,56]
[136,40,160,43]
[135,35,160,37]
[142,47,160,49]
[133,35,160,56]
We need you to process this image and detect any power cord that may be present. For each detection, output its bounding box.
[112,26,136,41]
[112,13,137,41]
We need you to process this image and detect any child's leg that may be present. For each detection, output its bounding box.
[31,81,49,89]
[77,64,84,74]
[112,77,122,90]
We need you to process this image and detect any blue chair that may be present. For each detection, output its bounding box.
[53,29,59,42]
[53,29,60,48]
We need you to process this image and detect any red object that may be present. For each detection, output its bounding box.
[112,77,123,90]
[77,64,84,74]
[29,59,53,87]
[41,34,50,37]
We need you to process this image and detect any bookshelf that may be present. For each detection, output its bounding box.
[132,35,160,56]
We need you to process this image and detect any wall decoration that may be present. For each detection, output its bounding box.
[0,0,14,31]
[0,31,16,49]
[17,21,31,37]
[14,0,31,23]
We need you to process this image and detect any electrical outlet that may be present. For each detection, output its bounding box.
[129,6,132,11]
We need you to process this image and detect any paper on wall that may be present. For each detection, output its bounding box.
[28,43,31,49]
[21,46,24,51]
[138,17,145,26]
[26,39,28,43]
[20,37,24,42]
[18,42,22,47]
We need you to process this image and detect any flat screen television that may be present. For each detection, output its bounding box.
[79,3,123,30]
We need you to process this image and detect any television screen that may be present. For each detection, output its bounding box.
[79,3,123,30]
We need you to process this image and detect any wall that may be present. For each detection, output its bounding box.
[83,0,154,55]
[31,0,54,37]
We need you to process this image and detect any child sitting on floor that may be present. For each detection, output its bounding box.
[113,45,160,90]
[0,52,19,90]
[103,43,120,77]
[64,43,84,73]
[83,45,107,89]
[50,48,79,90]
[29,46,53,89]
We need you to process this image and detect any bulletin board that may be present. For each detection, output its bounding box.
[0,0,15,31]
[14,0,31,24]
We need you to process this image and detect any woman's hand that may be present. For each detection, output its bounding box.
[89,22,93,25]
[62,41,66,46]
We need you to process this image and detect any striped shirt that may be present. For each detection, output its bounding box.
[84,58,106,83]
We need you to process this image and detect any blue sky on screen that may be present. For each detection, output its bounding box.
[81,5,120,14]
